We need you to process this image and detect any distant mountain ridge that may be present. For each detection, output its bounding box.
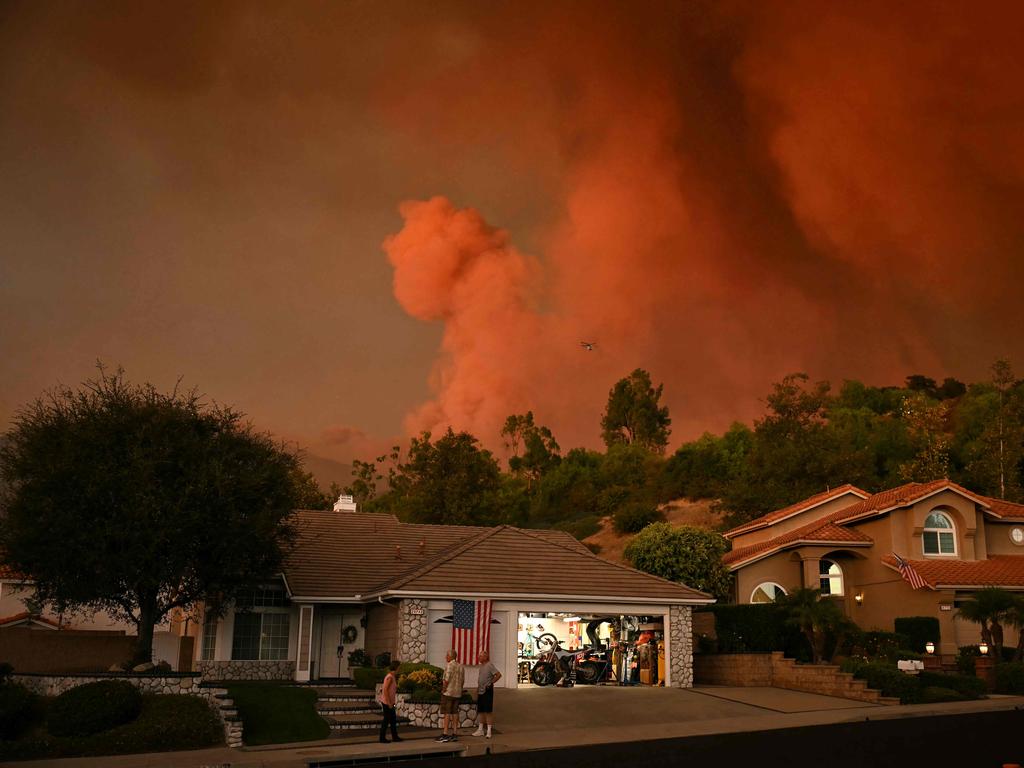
[300,453,354,493]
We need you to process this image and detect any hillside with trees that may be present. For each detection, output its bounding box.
[347,360,1024,538]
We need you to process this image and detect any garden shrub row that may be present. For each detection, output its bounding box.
[704,604,811,660]
[893,617,940,653]
[994,662,1024,694]
[0,694,222,762]
[353,662,444,691]
[48,680,142,737]
[840,660,985,704]
[0,682,43,740]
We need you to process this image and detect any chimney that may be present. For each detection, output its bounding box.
[333,493,357,513]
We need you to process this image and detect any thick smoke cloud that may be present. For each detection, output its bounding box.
[2,1,1023,459]
[382,1,1024,448]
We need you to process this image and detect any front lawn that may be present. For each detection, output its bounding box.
[0,694,223,762]
[226,682,330,745]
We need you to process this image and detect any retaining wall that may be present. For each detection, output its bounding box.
[396,693,478,729]
[195,659,295,681]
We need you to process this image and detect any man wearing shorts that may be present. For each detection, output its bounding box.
[471,650,501,739]
[436,649,464,742]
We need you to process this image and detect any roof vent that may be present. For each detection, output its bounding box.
[418,539,426,553]
[395,545,402,560]
[333,494,357,513]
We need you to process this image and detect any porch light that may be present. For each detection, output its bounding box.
[979,642,989,655]
[854,593,864,605]
[925,641,935,655]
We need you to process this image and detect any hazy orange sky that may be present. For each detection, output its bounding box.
[3,0,1023,468]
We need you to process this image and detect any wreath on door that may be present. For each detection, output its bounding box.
[342,625,358,644]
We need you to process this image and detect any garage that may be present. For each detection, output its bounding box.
[517,612,666,687]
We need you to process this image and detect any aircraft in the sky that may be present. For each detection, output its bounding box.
[580,341,596,351]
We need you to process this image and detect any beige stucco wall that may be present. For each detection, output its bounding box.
[731,490,1024,655]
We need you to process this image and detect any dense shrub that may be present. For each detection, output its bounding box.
[709,604,810,660]
[848,630,910,662]
[0,682,42,740]
[347,648,370,668]
[353,667,387,690]
[894,617,940,653]
[0,662,14,683]
[555,515,602,540]
[0,695,222,761]
[612,502,664,534]
[918,671,986,699]
[846,662,921,704]
[994,662,1024,694]
[920,686,965,703]
[48,681,142,738]
[398,668,441,693]
[374,652,392,668]
[894,649,923,661]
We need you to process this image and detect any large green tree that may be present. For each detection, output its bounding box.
[383,428,505,526]
[501,412,561,488]
[600,369,671,454]
[0,368,302,664]
[623,522,731,600]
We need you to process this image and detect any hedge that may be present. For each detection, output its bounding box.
[706,604,810,660]
[917,671,986,699]
[353,667,387,690]
[0,694,222,761]
[920,686,964,703]
[995,662,1024,694]
[48,680,142,738]
[842,661,921,703]
[0,682,42,740]
[894,617,940,653]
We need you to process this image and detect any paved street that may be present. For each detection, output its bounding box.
[6,687,1023,768]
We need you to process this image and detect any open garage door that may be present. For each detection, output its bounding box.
[427,608,507,688]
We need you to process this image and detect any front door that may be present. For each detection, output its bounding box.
[318,612,347,679]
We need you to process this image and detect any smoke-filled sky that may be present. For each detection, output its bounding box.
[3,0,1024,466]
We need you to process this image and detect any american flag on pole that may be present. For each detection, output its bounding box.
[892,553,931,590]
[452,599,492,665]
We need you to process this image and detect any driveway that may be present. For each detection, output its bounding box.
[493,684,855,731]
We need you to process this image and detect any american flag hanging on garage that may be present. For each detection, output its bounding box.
[452,599,492,665]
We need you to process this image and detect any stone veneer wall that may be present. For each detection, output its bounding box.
[12,673,244,746]
[398,599,428,663]
[195,660,295,681]
[668,605,694,688]
[396,693,477,729]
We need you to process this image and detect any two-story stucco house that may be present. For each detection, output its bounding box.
[723,479,1024,654]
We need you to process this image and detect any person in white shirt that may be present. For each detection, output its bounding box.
[472,651,502,739]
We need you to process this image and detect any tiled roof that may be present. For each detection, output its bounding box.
[723,485,869,539]
[984,497,1024,520]
[722,519,873,567]
[380,525,713,603]
[0,612,61,629]
[881,554,1024,588]
[725,480,989,569]
[284,511,710,604]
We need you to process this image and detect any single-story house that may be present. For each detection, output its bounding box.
[198,510,712,687]
[722,479,1024,654]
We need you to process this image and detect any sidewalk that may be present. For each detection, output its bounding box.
[5,694,1022,768]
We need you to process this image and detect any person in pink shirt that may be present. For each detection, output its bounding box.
[379,660,402,743]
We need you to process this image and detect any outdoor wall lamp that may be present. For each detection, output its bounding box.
[854,592,864,605]
[979,642,989,655]
[925,641,935,655]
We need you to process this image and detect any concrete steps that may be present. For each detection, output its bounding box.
[317,701,380,715]
[323,712,412,732]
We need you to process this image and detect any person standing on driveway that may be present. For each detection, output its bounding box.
[436,649,465,743]
[379,660,402,743]
[472,650,501,739]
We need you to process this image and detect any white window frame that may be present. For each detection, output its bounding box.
[923,511,957,557]
[819,559,844,596]
[750,582,787,604]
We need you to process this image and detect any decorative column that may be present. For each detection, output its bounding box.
[801,557,821,591]
[668,605,693,688]
[398,599,428,663]
[295,604,315,681]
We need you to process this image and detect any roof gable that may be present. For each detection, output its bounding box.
[724,480,990,570]
[724,485,869,539]
[380,525,712,603]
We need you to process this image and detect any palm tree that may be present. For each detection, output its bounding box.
[957,588,1016,658]
[782,588,849,663]
[1005,593,1024,662]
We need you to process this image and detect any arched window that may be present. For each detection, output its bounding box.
[819,559,843,596]
[923,511,956,555]
[750,582,787,603]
